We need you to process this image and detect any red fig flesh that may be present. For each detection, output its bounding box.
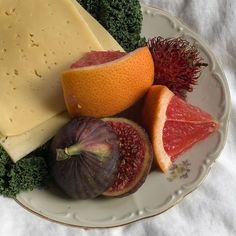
[103,118,153,197]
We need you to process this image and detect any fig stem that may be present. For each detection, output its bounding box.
[56,144,83,161]
[56,149,71,161]
[65,144,83,156]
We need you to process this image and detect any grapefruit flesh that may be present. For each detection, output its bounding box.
[70,51,127,68]
[164,95,219,161]
[142,85,219,172]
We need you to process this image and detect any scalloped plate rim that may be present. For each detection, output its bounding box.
[15,4,231,229]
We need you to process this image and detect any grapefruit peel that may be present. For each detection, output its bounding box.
[61,47,154,118]
[142,86,173,172]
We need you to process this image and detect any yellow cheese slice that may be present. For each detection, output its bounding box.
[0,1,124,162]
[73,1,124,51]
[0,0,104,136]
[0,112,70,162]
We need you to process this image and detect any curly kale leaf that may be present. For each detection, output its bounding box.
[79,0,100,19]
[79,0,145,52]
[0,145,49,198]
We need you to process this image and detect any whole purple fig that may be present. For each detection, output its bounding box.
[49,117,120,199]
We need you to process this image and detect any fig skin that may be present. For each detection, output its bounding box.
[48,117,120,199]
[102,118,153,197]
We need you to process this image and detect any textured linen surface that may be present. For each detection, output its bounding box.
[1,1,236,235]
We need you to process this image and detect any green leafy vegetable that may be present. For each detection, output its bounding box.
[0,145,49,198]
[79,0,100,19]
[79,0,145,52]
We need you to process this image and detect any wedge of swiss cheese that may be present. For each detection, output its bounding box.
[0,0,124,162]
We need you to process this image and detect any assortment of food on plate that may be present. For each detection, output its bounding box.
[0,0,220,202]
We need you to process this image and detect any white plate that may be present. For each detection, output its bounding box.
[15,5,230,228]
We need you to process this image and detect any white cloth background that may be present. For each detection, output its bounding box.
[1,0,236,235]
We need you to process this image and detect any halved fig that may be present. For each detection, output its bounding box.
[49,117,120,199]
[103,118,153,197]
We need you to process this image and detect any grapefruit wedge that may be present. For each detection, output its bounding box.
[61,47,154,118]
[142,85,219,172]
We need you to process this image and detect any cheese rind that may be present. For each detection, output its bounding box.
[0,0,103,136]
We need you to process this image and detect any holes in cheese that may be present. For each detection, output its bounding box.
[0,0,104,136]
[0,0,124,162]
